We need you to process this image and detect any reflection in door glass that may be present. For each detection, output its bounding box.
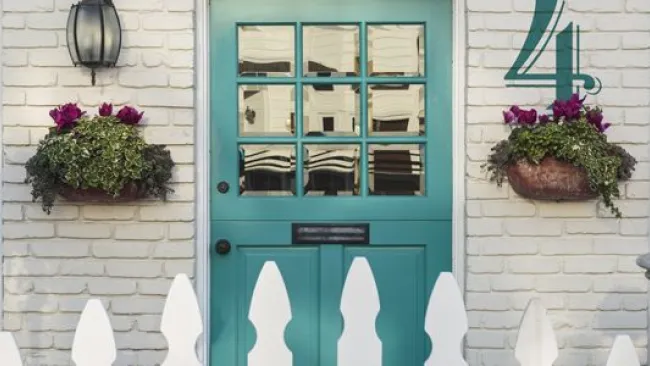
[303,25,359,77]
[368,84,424,136]
[238,85,295,136]
[304,144,360,196]
[368,24,425,77]
[239,144,296,196]
[238,25,295,77]
[303,84,360,136]
[369,144,424,195]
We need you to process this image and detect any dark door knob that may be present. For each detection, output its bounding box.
[215,240,231,255]
[217,181,229,193]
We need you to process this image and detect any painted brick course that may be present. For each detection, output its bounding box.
[1,0,195,364]
[466,2,650,366]
[1,0,649,365]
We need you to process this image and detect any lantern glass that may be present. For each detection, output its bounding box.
[76,4,104,65]
[101,4,121,65]
[66,5,80,64]
[66,0,122,69]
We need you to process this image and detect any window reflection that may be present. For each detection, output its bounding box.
[303,25,359,77]
[303,84,360,136]
[304,144,360,196]
[238,85,295,136]
[239,144,296,196]
[368,24,425,77]
[369,84,424,136]
[369,144,424,195]
[238,25,295,77]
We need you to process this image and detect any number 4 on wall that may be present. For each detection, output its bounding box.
[504,0,602,102]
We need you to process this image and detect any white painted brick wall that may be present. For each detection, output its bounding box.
[1,0,195,364]
[2,0,650,365]
[466,1,650,366]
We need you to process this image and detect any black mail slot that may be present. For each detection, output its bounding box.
[292,223,369,245]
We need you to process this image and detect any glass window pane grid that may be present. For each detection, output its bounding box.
[235,22,428,198]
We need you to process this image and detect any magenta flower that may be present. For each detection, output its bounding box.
[503,105,539,126]
[539,114,550,124]
[586,108,611,133]
[509,105,521,116]
[521,109,538,125]
[98,103,113,117]
[503,110,516,124]
[601,122,612,132]
[49,103,85,131]
[552,93,585,121]
[116,105,144,125]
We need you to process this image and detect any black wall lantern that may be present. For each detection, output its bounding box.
[66,0,122,86]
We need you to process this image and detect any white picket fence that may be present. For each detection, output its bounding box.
[0,256,643,366]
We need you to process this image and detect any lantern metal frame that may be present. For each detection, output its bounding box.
[66,0,122,85]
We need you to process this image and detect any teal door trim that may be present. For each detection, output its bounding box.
[193,0,469,364]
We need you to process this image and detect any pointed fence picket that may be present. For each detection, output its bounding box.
[0,257,644,366]
[0,273,203,366]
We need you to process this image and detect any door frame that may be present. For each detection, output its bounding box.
[193,0,467,362]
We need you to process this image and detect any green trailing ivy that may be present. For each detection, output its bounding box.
[483,94,637,218]
[25,102,175,214]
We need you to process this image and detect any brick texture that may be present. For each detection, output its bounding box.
[1,0,195,364]
[466,1,650,366]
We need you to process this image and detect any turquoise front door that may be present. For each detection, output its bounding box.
[209,0,453,364]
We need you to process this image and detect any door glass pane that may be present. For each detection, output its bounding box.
[369,144,424,195]
[303,25,359,77]
[239,144,296,196]
[303,84,360,136]
[304,144,360,196]
[238,25,295,77]
[368,24,425,77]
[368,84,424,136]
[239,85,295,136]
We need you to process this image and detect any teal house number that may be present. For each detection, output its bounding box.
[505,0,602,101]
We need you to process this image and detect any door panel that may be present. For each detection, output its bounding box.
[209,0,453,364]
[211,222,451,365]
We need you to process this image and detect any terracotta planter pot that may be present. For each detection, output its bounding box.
[506,157,598,201]
[59,182,143,203]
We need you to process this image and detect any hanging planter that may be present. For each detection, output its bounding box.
[59,181,144,203]
[506,157,598,201]
[25,102,175,214]
[483,93,637,218]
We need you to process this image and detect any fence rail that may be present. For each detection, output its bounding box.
[0,256,643,366]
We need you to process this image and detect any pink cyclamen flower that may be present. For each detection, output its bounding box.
[539,114,550,124]
[517,108,538,125]
[49,103,85,131]
[552,93,586,121]
[586,108,611,133]
[116,105,144,125]
[98,103,113,117]
[503,110,516,124]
